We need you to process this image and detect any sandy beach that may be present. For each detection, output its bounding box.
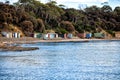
[0,36,120,52]
[0,37,120,44]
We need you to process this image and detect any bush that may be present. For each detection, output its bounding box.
[61,21,75,32]
[36,19,45,33]
[60,28,68,34]
[107,30,115,36]
[20,21,34,36]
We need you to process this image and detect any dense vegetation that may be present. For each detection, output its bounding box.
[0,0,120,36]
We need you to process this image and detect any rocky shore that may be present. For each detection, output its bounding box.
[0,38,39,51]
[0,45,39,51]
[0,37,119,51]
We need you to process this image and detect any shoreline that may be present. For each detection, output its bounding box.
[0,37,120,44]
[0,37,119,51]
[0,46,39,51]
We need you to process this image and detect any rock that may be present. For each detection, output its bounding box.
[0,45,39,51]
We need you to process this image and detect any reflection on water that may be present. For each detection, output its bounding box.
[0,40,120,80]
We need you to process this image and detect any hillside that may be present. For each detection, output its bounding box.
[0,0,120,37]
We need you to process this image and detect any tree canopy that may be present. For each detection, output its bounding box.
[0,0,120,36]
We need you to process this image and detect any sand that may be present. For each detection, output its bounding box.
[0,37,120,44]
[0,37,119,51]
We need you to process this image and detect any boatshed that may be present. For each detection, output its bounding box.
[67,33,73,39]
[86,33,92,39]
[43,33,58,40]
[77,33,86,38]
[94,33,105,38]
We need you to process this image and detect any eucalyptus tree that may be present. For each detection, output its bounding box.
[114,6,120,15]
[19,0,31,4]
[64,8,80,23]
[45,1,65,28]
[58,4,66,9]
[101,5,112,12]
[60,21,75,33]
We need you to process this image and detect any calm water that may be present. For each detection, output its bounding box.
[0,40,120,80]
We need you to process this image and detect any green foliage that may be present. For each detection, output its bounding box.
[0,2,119,36]
[59,28,68,34]
[61,21,75,32]
[55,27,70,34]
[114,7,120,15]
[107,30,115,36]
[36,19,45,33]
[101,5,112,12]
[20,20,34,36]
[74,22,84,33]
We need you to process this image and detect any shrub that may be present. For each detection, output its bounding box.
[61,21,75,32]
[20,21,34,36]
